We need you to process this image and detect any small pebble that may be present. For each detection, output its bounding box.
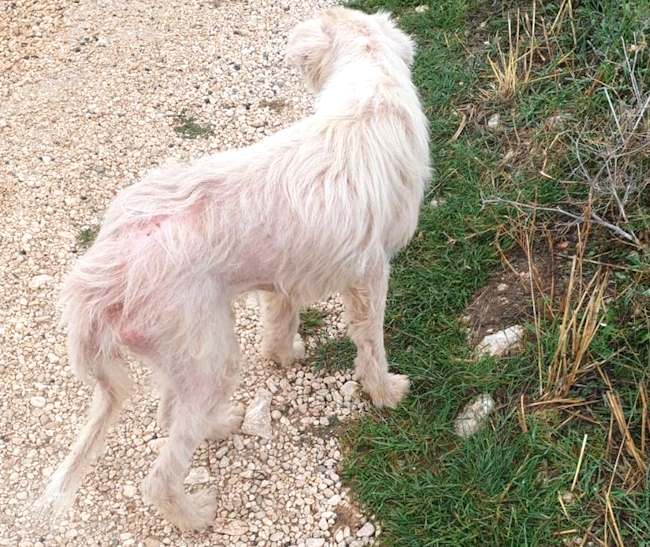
[357,522,375,537]
[30,396,46,408]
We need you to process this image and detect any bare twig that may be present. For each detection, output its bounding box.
[607,391,647,473]
[481,196,642,246]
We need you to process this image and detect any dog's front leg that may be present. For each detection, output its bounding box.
[343,263,410,409]
[260,291,305,366]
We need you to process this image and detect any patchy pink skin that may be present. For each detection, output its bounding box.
[117,324,151,353]
[143,218,164,237]
[102,304,148,353]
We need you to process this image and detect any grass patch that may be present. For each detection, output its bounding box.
[340,1,649,544]
[173,111,214,139]
[77,226,98,247]
[314,336,356,372]
[299,307,328,337]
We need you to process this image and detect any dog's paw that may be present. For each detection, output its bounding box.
[173,490,218,531]
[208,403,245,440]
[364,373,410,409]
[33,490,67,524]
[262,334,305,366]
[34,463,79,523]
[291,333,306,362]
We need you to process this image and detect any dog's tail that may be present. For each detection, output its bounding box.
[36,252,132,520]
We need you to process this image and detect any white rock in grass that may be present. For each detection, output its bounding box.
[429,197,446,209]
[487,113,501,130]
[241,389,273,439]
[454,393,495,438]
[475,325,523,357]
[414,5,429,13]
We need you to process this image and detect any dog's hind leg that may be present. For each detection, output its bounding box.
[260,291,305,366]
[38,357,132,516]
[143,374,220,530]
[205,348,244,441]
[343,262,410,409]
[142,304,242,530]
[156,385,175,432]
[157,384,241,440]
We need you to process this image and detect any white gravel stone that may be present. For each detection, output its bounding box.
[327,494,341,506]
[215,519,249,536]
[232,434,245,451]
[357,522,375,537]
[340,381,358,401]
[29,274,53,289]
[241,389,273,439]
[265,378,279,394]
[30,396,46,408]
[184,466,210,485]
[454,393,496,438]
[475,325,524,357]
[306,539,326,547]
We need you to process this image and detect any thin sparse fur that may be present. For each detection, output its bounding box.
[39,7,430,530]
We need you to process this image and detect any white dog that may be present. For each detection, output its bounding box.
[39,7,430,530]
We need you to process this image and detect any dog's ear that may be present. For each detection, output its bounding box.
[286,16,333,90]
[373,11,415,67]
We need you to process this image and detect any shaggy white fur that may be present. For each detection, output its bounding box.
[38,7,430,530]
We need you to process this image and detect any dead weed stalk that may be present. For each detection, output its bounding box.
[486,0,576,100]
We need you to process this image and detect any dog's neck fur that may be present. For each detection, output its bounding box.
[314,52,430,241]
[316,63,410,115]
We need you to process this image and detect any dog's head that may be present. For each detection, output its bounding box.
[287,8,415,92]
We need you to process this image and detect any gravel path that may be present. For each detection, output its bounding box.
[0,1,380,545]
